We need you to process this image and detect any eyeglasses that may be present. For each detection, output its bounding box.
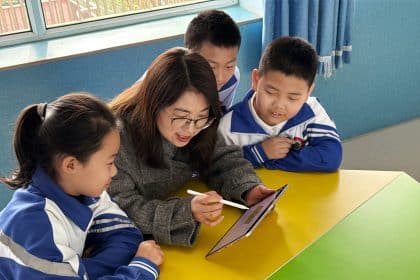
[169,116,215,130]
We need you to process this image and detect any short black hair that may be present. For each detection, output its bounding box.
[185,10,241,50]
[259,37,318,86]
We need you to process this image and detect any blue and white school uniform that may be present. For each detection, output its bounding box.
[0,167,159,280]
[219,66,240,113]
[136,66,240,113]
[218,90,342,172]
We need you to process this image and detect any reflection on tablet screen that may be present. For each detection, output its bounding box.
[206,185,288,257]
[244,205,263,224]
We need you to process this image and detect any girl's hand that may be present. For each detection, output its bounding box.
[136,240,164,266]
[191,191,224,226]
[245,185,275,206]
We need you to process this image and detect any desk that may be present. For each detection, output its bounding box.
[268,173,420,279]
[159,169,408,280]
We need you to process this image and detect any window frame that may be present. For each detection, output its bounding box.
[0,0,238,48]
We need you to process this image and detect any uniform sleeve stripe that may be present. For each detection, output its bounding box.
[91,217,133,226]
[309,134,341,142]
[308,131,340,139]
[0,231,78,277]
[306,129,339,138]
[88,224,137,234]
[307,123,338,132]
[130,261,158,279]
[251,145,264,164]
[131,260,157,273]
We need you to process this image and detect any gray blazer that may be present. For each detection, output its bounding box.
[108,120,262,246]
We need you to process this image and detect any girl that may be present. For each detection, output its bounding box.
[0,93,163,279]
[108,47,274,247]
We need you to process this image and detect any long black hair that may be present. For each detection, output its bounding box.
[110,47,221,175]
[1,93,116,189]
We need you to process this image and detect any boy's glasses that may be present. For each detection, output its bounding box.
[170,116,215,130]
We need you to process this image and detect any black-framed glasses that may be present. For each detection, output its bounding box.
[170,116,215,130]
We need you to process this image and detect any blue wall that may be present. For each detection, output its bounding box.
[313,0,420,139]
[1,0,420,207]
[0,19,262,207]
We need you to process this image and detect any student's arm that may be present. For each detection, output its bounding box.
[248,99,343,172]
[242,142,269,168]
[82,192,160,280]
[242,136,342,172]
[1,207,158,280]
[244,120,342,172]
[259,136,342,172]
[204,134,262,204]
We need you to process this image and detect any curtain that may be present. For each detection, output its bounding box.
[262,0,354,78]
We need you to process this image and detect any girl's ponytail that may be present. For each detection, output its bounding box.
[1,104,44,189]
[2,93,116,190]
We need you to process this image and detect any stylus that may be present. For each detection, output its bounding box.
[187,189,249,210]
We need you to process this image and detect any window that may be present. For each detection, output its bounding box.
[0,0,30,35]
[0,0,237,47]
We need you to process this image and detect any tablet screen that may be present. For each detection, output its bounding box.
[206,185,288,257]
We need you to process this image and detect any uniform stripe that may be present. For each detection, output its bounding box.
[309,134,341,142]
[306,123,338,133]
[91,217,133,226]
[307,128,340,138]
[0,231,78,277]
[251,145,264,164]
[130,261,158,279]
[307,130,340,139]
[88,223,137,234]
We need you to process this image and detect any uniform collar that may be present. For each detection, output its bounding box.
[231,90,267,134]
[248,93,287,135]
[231,90,315,134]
[31,167,93,231]
[219,71,238,92]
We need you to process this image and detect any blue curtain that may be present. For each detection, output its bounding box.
[262,0,354,78]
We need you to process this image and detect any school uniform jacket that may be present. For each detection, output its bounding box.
[136,66,240,113]
[107,119,262,247]
[218,90,343,172]
[219,66,240,113]
[0,167,159,280]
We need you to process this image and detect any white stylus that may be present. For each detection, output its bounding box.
[187,189,249,210]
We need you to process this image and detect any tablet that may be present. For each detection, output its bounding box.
[206,184,288,257]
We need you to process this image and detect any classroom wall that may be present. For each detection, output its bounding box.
[0,19,262,207]
[1,0,420,207]
[313,0,420,140]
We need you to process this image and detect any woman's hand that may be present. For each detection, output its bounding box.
[245,185,275,206]
[191,191,224,226]
[135,240,164,266]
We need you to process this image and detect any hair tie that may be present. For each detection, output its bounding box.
[37,103,48,121]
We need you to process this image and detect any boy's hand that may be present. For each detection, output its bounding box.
[245,185,275,206]
[136,240,164,266]
[191,191,224,226]
[261,136,294,159]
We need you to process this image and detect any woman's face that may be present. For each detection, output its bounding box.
[157,90,210,147]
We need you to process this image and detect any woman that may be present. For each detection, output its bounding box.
[108,47,274,247]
